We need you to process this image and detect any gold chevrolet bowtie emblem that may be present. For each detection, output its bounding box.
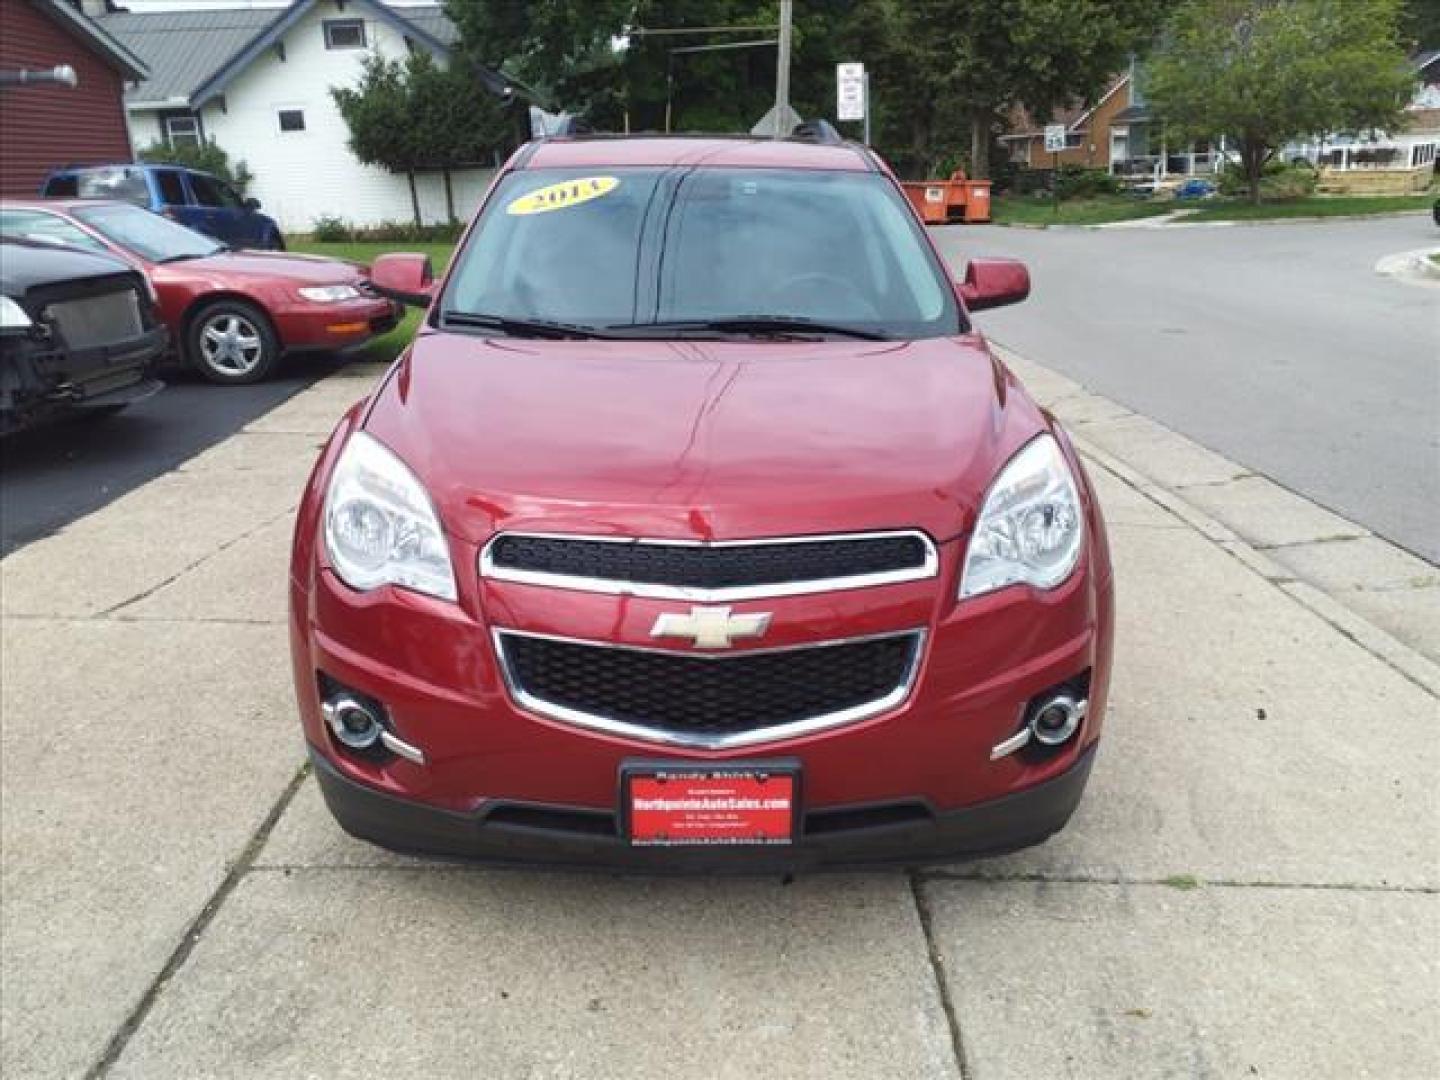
[650,605,772,649]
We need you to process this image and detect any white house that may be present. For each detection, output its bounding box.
[91,0,517,232]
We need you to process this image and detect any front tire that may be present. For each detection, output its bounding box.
[187,300,280,385]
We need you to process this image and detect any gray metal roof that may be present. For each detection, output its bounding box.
[398,7,459,48]
[95,7,273,105]
[96,3,456,108]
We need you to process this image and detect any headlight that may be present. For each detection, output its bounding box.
[323,432,457,601]
[299,284,361,302]
[959,434,1084,599]
[0,296,33,331]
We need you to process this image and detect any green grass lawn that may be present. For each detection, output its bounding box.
[990,195,1177,227]
[1177,194,1433,222]
[288,238,457,364]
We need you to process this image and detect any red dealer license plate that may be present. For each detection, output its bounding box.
[624,766,798,847]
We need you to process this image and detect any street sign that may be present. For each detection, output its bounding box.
[836,62,865,122]
[1044,124,1067,153]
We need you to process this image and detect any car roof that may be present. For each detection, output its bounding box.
[520,136,876,172]
[0,199,126,213]
[46,163,214,178]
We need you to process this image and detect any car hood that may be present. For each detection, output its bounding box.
[0,239,134,295]
[363,332,1049,546]
[173,250,366,285]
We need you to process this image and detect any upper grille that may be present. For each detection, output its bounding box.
[497,630,923,749]
[44,289,143,350]
[482,531,936,600]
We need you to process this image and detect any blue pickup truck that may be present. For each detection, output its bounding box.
[40,164,283,250]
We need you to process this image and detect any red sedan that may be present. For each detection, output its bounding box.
[0,200,401,384]
[290,133,1114,870]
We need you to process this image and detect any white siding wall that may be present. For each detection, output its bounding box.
[143,4,494,233]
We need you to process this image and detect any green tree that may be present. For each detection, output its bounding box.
[1400,0,1440,50]
[1146,0,1415,202]
[331,51,510,227]
[444,1,1161,179]
[444,0,632,123]
[136,138,254,194]
[889,0,1164,179]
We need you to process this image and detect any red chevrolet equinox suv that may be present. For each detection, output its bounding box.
[289,132,1114,870]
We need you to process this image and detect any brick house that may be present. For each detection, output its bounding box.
[0,0,147,198]
[1000,73,1132,171]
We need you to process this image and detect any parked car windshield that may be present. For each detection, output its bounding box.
[441,166,963,339]
[71,203,224,263]
[53,167,152,206]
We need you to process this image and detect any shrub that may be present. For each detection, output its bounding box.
[1260,166,1318,199]
[136,139,254,194]
[1216,159,1317,199]
[350,219,464,243]
[310,215,353,242]
[1055,166,1122,199]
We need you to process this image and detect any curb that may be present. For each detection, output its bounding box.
[1166,208,1431,227]
[988,208,1432,230]
[991,344,1440,700]
[1072,435,1440,700]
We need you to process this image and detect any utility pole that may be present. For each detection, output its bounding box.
[773,0,793,138]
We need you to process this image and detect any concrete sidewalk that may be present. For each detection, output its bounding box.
[2,356,1436,1079]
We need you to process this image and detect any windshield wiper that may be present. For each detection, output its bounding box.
[440,310,610,339]
[605,317,889,341]
[157,249,223,264]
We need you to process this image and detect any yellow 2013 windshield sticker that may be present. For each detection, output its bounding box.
[506,176,620,216]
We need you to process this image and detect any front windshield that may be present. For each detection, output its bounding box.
[71,203,222,263]
[441,166,963,339]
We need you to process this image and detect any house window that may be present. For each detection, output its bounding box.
[323,18,366,50]
[277,108,306,133]
[165,115,201,148]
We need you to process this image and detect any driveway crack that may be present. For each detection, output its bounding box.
[909,871,971,1079]
[83,760,311,1078]
[94,504,297,619]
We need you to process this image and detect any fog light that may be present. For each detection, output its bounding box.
[1030,694,1086,746]
[323,694,383,750]
[318,678,427,765]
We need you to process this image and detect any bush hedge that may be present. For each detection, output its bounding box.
[306,216,466,243]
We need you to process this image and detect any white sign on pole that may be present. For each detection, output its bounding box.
[836,62,866,122]
[1044,124,1067,153]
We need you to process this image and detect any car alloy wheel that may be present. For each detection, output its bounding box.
[188,300,279,384]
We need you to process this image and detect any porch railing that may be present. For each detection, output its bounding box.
[1111,152,1225,179]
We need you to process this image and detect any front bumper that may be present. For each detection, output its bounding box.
[312,739,1098,871]
[276,297,403,353]
[1,323,167,434]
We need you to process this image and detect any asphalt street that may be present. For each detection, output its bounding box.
[932,214,1440,563]
[0,356,340,556]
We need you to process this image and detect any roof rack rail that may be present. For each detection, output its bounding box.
[788,119,843,145]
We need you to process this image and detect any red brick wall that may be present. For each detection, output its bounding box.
[0,0,135,197]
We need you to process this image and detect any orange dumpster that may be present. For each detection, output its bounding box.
[958,179,991,222]
[899,170,992,225]
[900,181,950,224]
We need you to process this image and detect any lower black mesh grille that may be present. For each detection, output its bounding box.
[486,533,932,592]
[500,632,921,740]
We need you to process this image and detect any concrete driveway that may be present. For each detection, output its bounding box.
[2,356,1435,1079]
[931,214,1440,563]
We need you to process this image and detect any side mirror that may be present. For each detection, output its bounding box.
[369,252,435,307]
[244,197,261,211]
[957,258,1030,311]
